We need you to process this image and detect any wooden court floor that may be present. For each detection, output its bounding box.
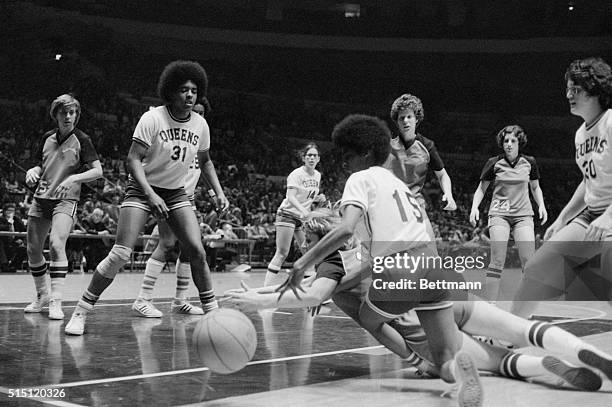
[1,270,612,407]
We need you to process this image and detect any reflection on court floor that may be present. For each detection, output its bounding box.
[1,271,611,407]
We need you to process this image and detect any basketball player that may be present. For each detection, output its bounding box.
[511,57,612,337]
[469,125,547,301]
[228,213,606,391]
[385,94,457,229]
[278,114,483,407]
[264,143,324,287]
[65,61,229,335]
[131,99,213,317]
[24,94,103,320]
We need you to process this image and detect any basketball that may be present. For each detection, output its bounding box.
[193,308,257,374]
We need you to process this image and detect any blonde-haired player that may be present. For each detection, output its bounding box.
[229,212,605,391]
[24,94,103,320]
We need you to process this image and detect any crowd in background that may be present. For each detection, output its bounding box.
[0,87,583,272]
[0,4,586,271]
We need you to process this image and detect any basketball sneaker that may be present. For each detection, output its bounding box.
[132,298,163,318]
[542,356,602,391]
[172,300,204,315]
[578,348,612,381]
[24,292,50,313]
[48,299,64,320]
[454,351,483,407]
[65,312,87,336]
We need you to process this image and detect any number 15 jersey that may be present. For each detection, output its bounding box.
[132,106,209,189]
[340,166,429,259]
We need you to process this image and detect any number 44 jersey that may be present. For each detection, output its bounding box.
[340,166,430,258]
[131,105,209,189]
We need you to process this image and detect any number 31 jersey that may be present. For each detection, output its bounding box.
[575,109,612,212]
[340,166,429,258]
[480,154,539,217]
[132,106,209,189]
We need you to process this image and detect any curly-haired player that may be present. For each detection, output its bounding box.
[65,61,228,335]
[278,114,483,407]
[386,94,457,223]
[469,125,547,301]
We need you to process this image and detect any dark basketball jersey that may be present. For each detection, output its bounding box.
[34,128,99,200]
[383,134,445,198]
[480,154,540,217]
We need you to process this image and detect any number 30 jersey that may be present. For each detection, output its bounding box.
[132,106,209,189]
[480,154,539,217]
[340,166,429,258]
[575,109,612,212]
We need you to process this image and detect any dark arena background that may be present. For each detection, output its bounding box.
[1,1,612,406]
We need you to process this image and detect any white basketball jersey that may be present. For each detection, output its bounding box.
[132,106,210,189]
[574,109,612,212]
[340,166,429,258]
[277,167,321,216]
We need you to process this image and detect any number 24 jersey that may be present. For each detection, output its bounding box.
[132,106,209,189]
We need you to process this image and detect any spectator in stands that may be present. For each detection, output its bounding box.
[202,201,218,230]
[0,202,27,272]
[4,170,26,197]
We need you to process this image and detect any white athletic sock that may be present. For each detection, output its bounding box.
[30,261,49,295]
[49,261,68,300]
[175,260,191,300]
[138,258,165,300]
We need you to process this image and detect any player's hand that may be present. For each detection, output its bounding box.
[538,206,548,225]
[543,219,564,241]
[469,208,479,227]
[276,266,306,301]
[53,175,76,198]
[442,194,457,211]
[25,167,42,187]
[585,212,612,241]
[223,281,251,296]
[147,192,169,220]
[215,194,230,212]
[226,281,262,311]
[313,193,326,203]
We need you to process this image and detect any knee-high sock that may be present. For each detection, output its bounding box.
[175,260,191,300]
[49,261,68,300]
[137,258,165,300]
[74,271,114,314]
[29,261,49,295]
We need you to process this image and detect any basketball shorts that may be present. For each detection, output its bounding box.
[275,210,303,229]
[488,214,534,230]
[366,244,464,317]
[572,208,610,234]
[122,180,191,212]
[28,198,78,220]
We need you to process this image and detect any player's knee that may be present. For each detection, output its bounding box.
[48,235,68,259]
[182,241,205,263]
[97,245,132,279]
